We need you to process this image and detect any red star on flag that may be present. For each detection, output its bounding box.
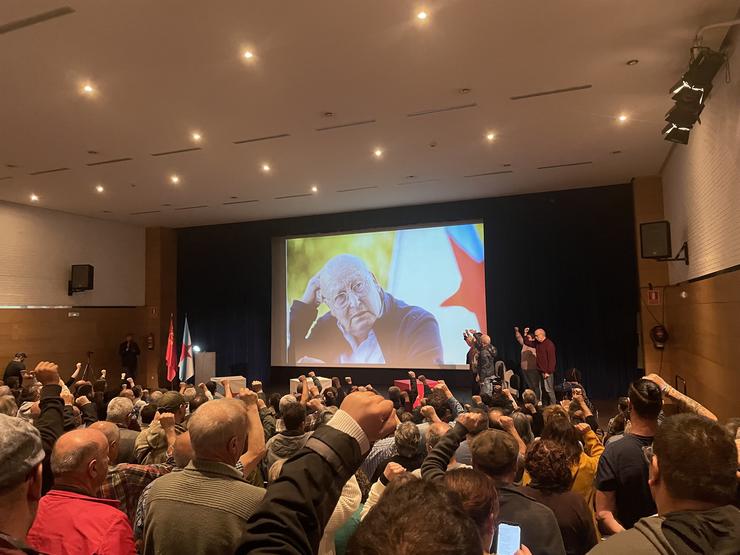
[440,237,487,330]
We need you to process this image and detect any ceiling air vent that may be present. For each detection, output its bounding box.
[233,133,290,145]
[223,199,259,205]
[315,119,376,132]
[510,84,592,101]
[336,185,377,193]
[28,167,69,175]
[275,193,314,200]
[174,205,208,211]
[464,170,513,178]
[151,147,202,157]
[0,6,75,35]
[537,161,592,170]
[86,157,133,167]
[406,103,477,118]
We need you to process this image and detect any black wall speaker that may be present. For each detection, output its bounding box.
[640,221,672,259]
[69,264,94,295]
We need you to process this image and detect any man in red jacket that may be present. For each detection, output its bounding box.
[26,428,136,555]
[523,327,557,405]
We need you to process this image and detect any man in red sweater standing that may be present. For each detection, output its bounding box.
[523,327,557,405]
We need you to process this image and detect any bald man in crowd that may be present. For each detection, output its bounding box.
[26,428,136,555]
[92,417,177,524]
[142,397,266,555]
[0,414,45,554]
[289,254,443,366]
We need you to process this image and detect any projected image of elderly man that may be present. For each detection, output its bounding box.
[289,254,443,366]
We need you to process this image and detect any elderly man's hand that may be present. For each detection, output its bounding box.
[75,395,91,407]
[238,388,258,407]
[301,273,322,306]
[340,391,397,443]
[407,370,416,379]
[499,415,515,432]
[420,405,436,420]
[384,462,406,482]
[159,412,176,431]
[34,362,60,386]
[61,391,74,406]
[457,411,487,434]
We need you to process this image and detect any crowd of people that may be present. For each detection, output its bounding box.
[0,353,738,555]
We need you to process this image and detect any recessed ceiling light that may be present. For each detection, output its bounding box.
[30,193,39,202]
[626,59,639,66]
[311,185,318,193]
[373,148,384,158]
[191,131,202,143]
[170,174,180,184]
[243,50,255,60]
[486,132,495,142]
[618,114,628,122]
[458,88,472,95]
[80,82,96,95]
[416,11,428,20]
[261,163,271,173]
[95,184,104,193]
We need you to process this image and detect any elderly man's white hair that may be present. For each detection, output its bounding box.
[279,394,298,414]
[188,399,247,460]
[0,396,18,417]
[319,254,374,291]
[0,413,44,490]
[106,397,134,425]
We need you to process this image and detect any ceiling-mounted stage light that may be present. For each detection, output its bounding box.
[662,123,691,145]
[665,102,703,129]
[662,46,725,145]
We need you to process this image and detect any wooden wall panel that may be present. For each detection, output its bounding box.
[0,307,149,383]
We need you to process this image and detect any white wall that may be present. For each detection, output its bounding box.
[0,202,145,306]
[662,27,740,284]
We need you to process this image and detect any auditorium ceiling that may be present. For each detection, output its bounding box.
[1,0,737,227]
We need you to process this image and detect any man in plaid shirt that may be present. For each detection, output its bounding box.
[92,414,178,523]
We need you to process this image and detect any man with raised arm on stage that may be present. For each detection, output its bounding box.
[519,326,556,405]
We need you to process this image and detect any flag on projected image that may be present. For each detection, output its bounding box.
[178,317,194,382]
[387,224,486,365]
[165,314,177,382]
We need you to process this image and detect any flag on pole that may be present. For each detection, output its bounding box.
[178,317,194,382]
[165,314,177,382]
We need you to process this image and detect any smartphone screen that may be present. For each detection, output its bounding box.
[496,522,521,555]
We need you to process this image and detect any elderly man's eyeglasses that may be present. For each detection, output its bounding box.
[332,280,368,309]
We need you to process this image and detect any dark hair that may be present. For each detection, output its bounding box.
[628,379,663,420]
[5,376,20,389]
[608,412,627,436]
[388,386,402,410]
[189,395,209,413]
[511,411,534,445]
[525,440,573,493]
[540,415,581,464]
[479,393,494,407]
[724,417,740,440]
[268,393,281,415]
[205,381,217,396]
[427,389,452,422]
[653,414,737,505]
[399,411,414,423]
[443,468,498,540]
[75,383,93,399]
[132,385,143,398]
[323,386,339,407]
[282,402,307,431]
[348,477,482,555]
[617,396,629,413]
[140,403,158,424]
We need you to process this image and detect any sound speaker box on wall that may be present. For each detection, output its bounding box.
[640,221,672,259]
[69,264,94,295]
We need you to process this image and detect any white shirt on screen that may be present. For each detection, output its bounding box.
[337,325,386,364]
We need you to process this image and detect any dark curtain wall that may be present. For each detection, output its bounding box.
[177,183,639,400]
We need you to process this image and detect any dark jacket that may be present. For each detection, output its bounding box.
[588,505,740,555]
[237,423,364,554]
[119,341,140,371]
[288,291,443,366]
[421,422,565,555]
[35,384,65,495]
